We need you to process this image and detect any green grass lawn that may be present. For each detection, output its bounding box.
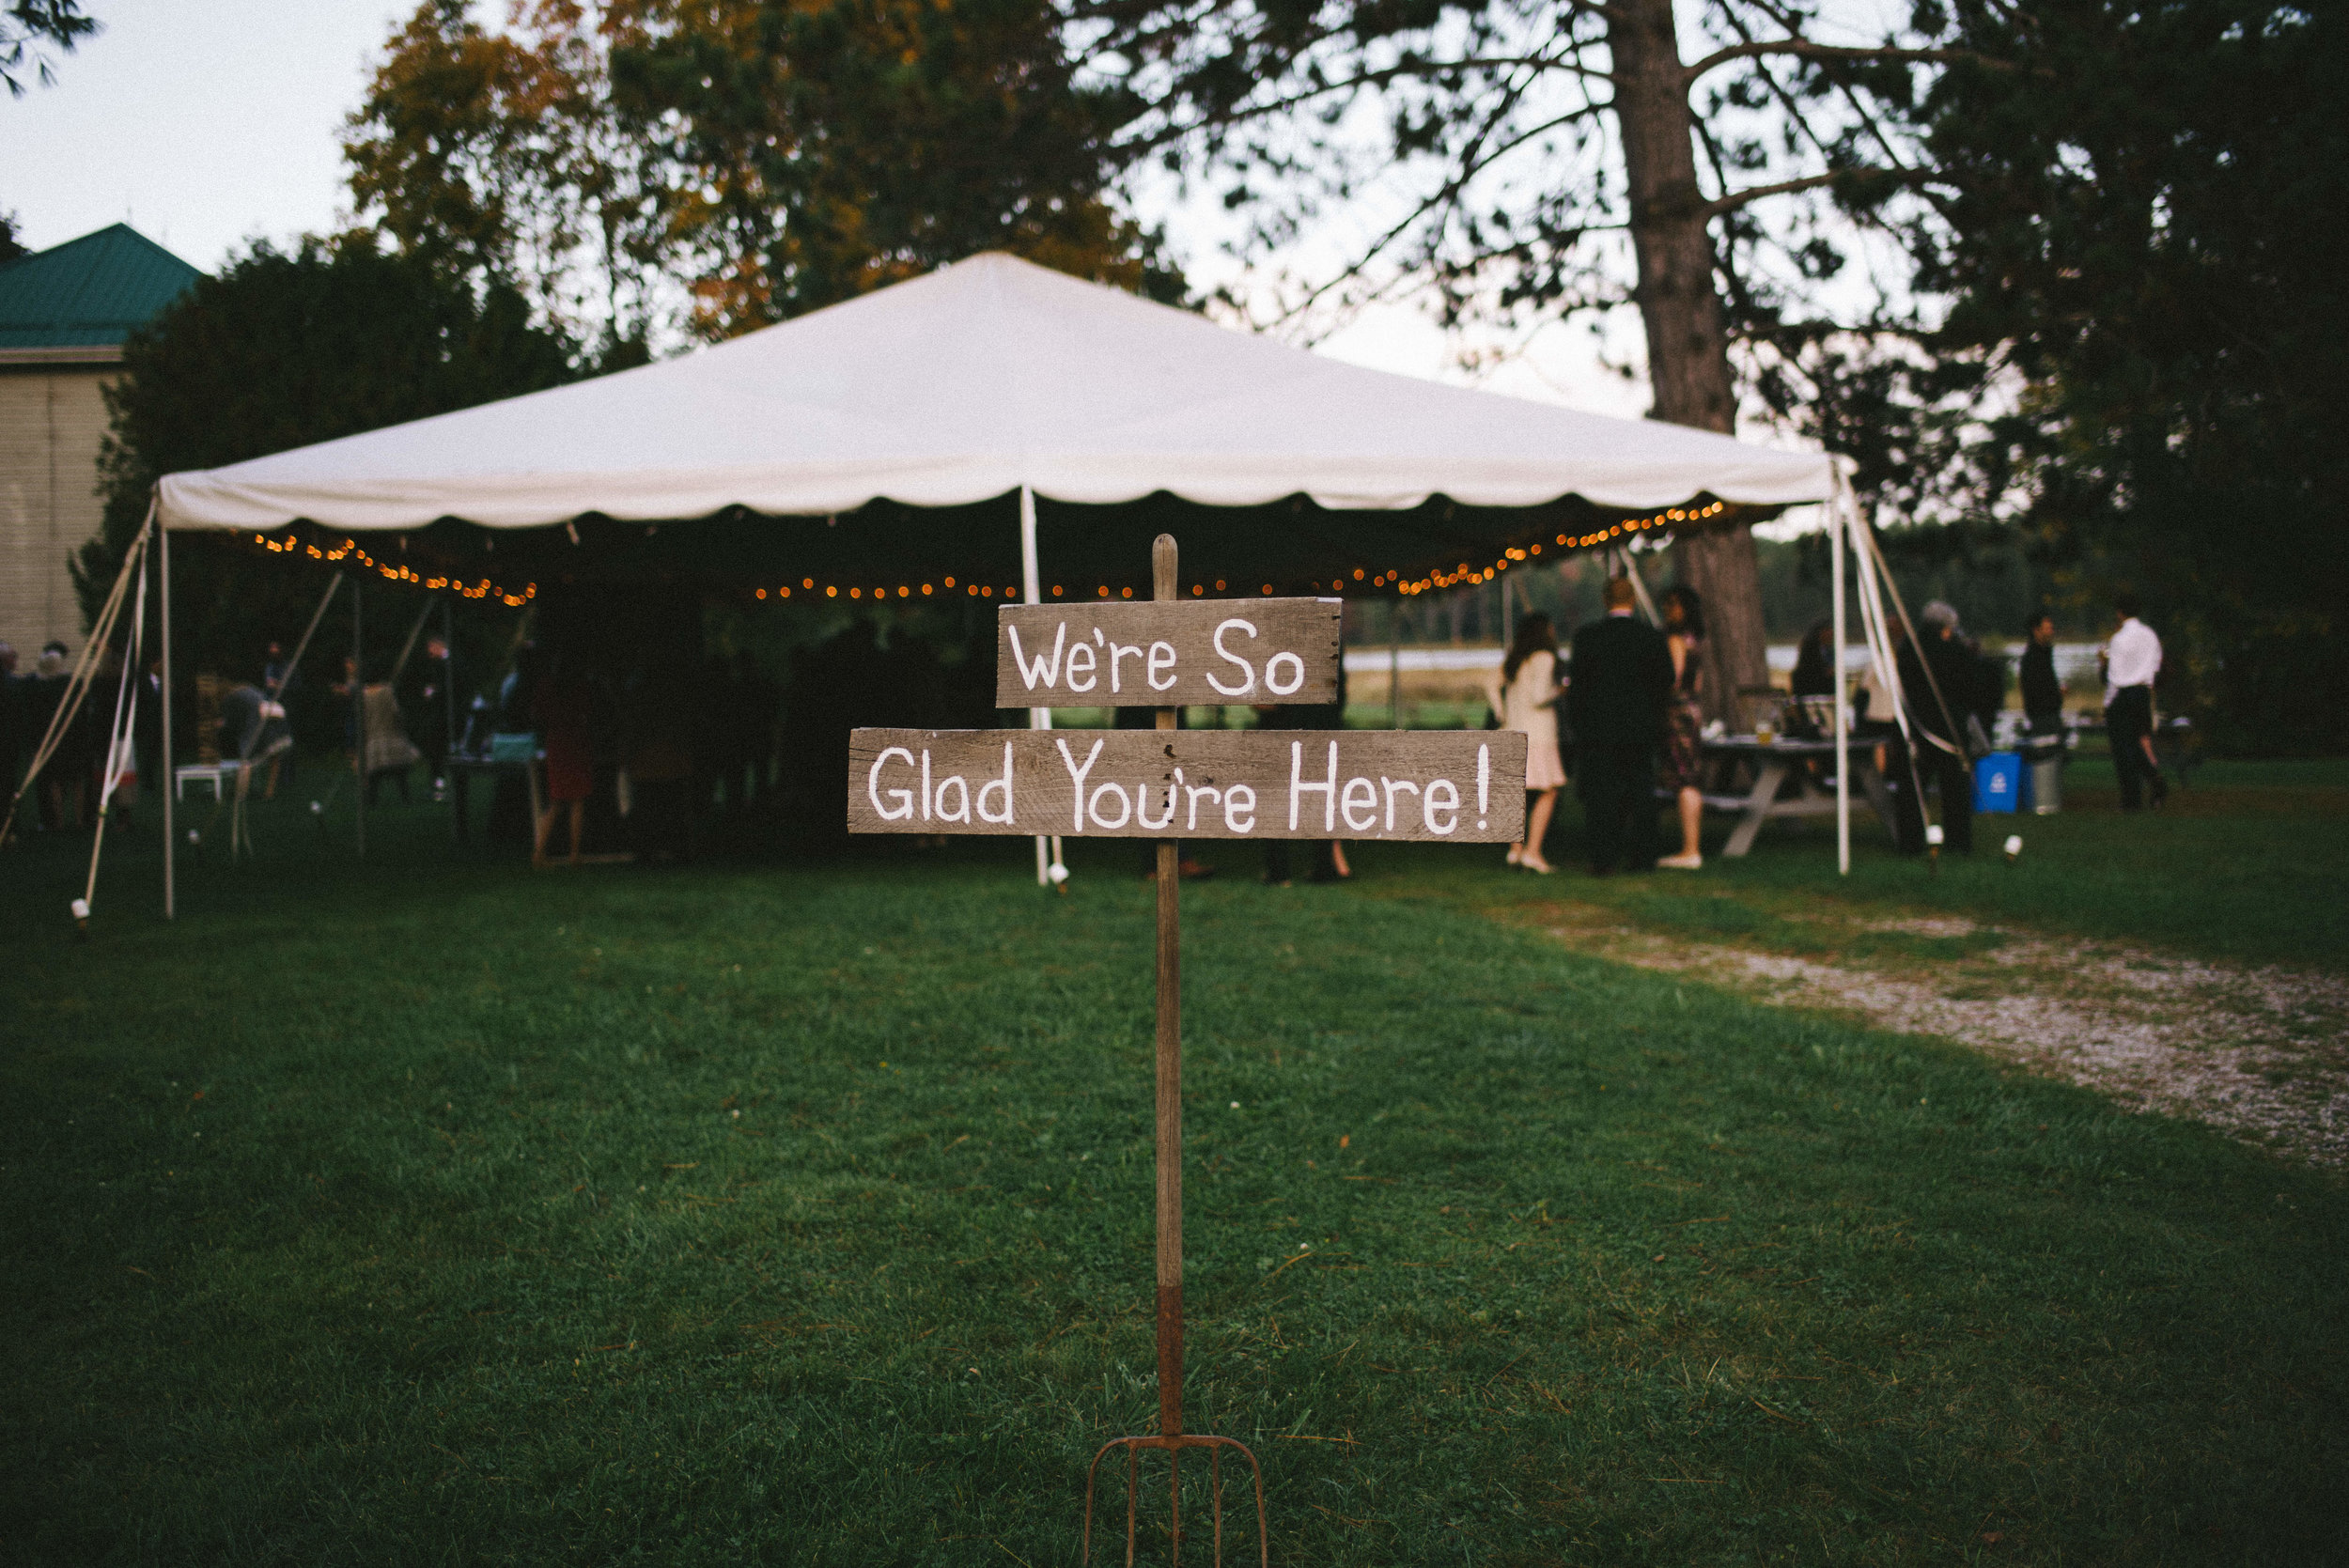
[3,773,2345,1565]
[1538,753,2349,972]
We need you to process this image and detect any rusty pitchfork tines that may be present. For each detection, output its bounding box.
[1081,534,1268,1567]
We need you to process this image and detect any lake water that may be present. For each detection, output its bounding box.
[1344,641,2108,683]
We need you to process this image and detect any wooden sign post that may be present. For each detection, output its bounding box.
[848,537,1525,1563]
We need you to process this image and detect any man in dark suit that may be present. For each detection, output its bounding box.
[401,632,459,797]
[2018,612,2063,736]
[1567,576,1673,875]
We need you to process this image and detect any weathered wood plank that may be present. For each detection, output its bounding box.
[994,599,1342,707]
[848,728,1526,842]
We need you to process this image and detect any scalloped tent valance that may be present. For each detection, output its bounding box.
[157,253,1831,549]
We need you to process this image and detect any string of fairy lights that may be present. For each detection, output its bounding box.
[242,497,1728,609]
[250,533,535,607]
[748,500,1733,604]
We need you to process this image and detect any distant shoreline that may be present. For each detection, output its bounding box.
[1344,641,2108,680]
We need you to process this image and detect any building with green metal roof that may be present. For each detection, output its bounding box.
[2,224,202,667]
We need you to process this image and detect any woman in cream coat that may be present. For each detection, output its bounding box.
[1489,613,1568,873]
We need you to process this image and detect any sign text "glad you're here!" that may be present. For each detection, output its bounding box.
[847,730,1526,843]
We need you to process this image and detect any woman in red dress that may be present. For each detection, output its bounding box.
[532,655,595,865]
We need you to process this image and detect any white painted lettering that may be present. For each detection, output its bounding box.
[1006,623,1066,689]
[1423,777,1460,835]
[1477,743,1490,828]
[976,742,1016,823]
[934,774,971,823]
[1137,774,1176,830]
[921,748,933,820]
[867,746,916,821]
[1090,782,1134,830]
[1146,641,1177,691]
[1109,643,1143,693]
[1289,740,1338,831]
[1266,651,1305,696]
[1064,641,1097,692]
[1206,619,1258,696]
[1055,737,1104,830]
[1186,783,1221,831]
[1340,775,1377,832]
[1381,776,1420,831]
[1223,784,1256,834]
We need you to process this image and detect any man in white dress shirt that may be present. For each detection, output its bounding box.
[2102,594,2167,810]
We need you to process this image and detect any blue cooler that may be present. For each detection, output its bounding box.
[1973,751,2022,814]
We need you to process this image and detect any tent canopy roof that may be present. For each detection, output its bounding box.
[159,253,1833,539]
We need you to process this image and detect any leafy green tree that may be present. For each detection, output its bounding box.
[344,1,1182,343]
[76,237,579,667]
[2,0,95,96]
[343,1,662,354]
[610,0,1182,331]
[1896,1,2349,752]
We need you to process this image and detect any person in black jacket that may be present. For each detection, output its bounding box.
[2018,613,2063,736]
[1566,576,1674,875]
[1891,602,1977,854]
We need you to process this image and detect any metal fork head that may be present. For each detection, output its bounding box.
[1082,1433,1267,1568]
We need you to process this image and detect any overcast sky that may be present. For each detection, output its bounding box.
[2,0,1657,420]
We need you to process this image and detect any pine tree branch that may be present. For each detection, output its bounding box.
[1702,168,1928,217]
[1683,39,1985,86]
[1110,49,1613,155]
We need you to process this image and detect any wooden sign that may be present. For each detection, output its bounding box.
[995,599,1342,707]
[848,728,1526,842]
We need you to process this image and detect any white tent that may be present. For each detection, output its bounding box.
[159,252,1831,532]
[138,251,1852,912]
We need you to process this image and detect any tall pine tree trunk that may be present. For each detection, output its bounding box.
[1610,0,1769,728]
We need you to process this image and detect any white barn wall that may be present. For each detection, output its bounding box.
[0,364,111,660]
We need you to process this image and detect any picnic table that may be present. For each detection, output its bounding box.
[1694,735,1894,857]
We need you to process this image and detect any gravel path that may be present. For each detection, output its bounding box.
[1536,905,2349,1168]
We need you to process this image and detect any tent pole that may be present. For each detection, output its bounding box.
[352,577,365,859]
[1020,485,1055,887]
[1619,545,1660,625]
[1831,474,1849,876]
[159,503,174,920]
[1389,629,1401,730]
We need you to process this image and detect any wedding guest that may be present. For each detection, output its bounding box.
[1567,578,1672,877]
[2101,594,2167,810]
[1891,603,1977,854]
[401,633,460,797]
[532,649,596,866]
[0,642,20,822]
[1487,612,1565,874]
[1790,619,1837,698]
[30,642,86,831]
[2019,612,2064,736]
[1657,585,1707,870]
